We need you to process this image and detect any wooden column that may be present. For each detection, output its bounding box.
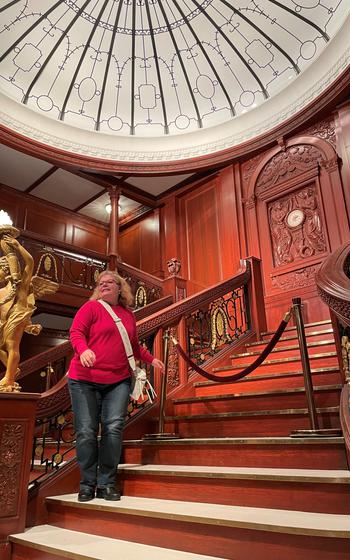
[0,393,40,560]
[107,186,121,270]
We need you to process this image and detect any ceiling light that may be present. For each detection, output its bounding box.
[105,202,122,214]
[0,210,13,226]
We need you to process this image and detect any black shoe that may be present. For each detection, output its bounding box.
[77,488,95,502]
[96,487,121,501]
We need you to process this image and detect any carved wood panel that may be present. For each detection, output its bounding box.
[0,422,24,517]
[268,185,327,268]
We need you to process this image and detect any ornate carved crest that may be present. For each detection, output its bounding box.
[256,145,322,194]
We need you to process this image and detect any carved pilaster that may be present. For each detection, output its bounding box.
[0,423,24,517]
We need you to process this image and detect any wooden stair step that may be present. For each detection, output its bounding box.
[173,385,341,414]
[122,436,347,469]
[193,367,342,395]
[163,406,340,437]
[230,340,336,363]
[118,463,350,514]
[10,525,225,560]
[213,352,338,375]
[247,328,334,348]
[43,494,350,560]
[261,320,332,338]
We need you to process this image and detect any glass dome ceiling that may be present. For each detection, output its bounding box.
[0,0,349,139]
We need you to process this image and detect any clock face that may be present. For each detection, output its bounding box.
[286,209,305,228]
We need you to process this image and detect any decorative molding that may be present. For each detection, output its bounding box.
[271,265,320,291]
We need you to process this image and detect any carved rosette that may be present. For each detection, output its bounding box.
[256,145,322,194]
[167,327,179,387]
[0,423,24,517]
[268,186,326,267]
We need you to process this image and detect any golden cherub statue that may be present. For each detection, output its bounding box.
[0,225,58,392]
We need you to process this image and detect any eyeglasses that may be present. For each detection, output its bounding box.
[98,280,119,287]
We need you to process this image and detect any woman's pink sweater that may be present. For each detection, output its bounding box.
[68,300,154,384]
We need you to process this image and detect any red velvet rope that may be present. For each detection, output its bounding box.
[173,311,292,383]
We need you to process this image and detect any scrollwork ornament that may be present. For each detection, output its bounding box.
[303,117,336,148]
[167,327,179,387]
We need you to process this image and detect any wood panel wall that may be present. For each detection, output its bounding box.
[139,111,349,328]
[118,211,162,277]
[0,184,108,254]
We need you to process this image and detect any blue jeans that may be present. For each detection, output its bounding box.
[68,377,131,491]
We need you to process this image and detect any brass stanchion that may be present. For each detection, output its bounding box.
[290,297,341,437]
[144,329,180,440]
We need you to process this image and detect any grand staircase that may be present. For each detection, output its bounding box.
[9,319,350,560]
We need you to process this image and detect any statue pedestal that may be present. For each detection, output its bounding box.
[0,392,40,560]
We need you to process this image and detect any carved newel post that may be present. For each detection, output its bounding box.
[162,258,187,302]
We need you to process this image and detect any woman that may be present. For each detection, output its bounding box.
[68,270,164,502]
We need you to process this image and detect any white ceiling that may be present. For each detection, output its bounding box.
[0,142,197,223]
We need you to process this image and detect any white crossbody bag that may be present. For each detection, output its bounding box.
[98,299,157,403]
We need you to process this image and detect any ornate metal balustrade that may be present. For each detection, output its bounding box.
[118,262,164,309]
[20,233,164,309]
[187,285,249,365]
[21,236,106,291]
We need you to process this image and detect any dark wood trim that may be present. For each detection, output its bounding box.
[24,166,58,194]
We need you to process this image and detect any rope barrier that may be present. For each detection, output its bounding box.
[172,310,292,384]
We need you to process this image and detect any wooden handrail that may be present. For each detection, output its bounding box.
[137,261,251,338]
[316,243,350,462]
[316,241,350,327]
[118,261,165,288]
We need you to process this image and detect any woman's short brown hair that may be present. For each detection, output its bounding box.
[90,270,134,308]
